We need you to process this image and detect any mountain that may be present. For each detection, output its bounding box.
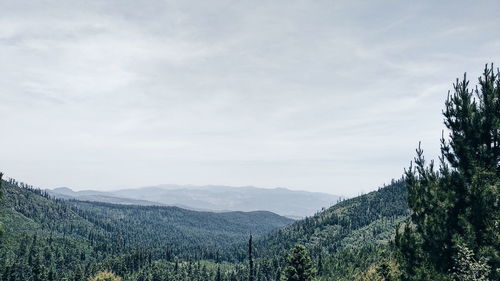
[0,179,292,266]
[48,187,166,206]
[48,185,341,218]
[256,180,408,254]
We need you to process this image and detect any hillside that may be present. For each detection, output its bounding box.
[68,200,293,251]
[0,179,293,280]
[48,185,341,218]
[47,187,164,206]
[0,174,410,281]
[250,180,410,280]
[0,176,410,281]
[256,180,408,256]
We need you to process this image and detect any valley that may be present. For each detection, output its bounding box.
[0,176,407,280]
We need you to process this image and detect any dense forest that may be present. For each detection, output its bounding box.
[0,177,293,280]
[0,64,498,280]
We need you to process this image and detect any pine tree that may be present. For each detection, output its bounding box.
[281,245,315,281]
[47,267,56,281]
[452,242,491,281]
[73,264,85,281]
[31,253,46,281]
[396,64,500,280]
[316,252,323,276]
[249,235,254,281]
[215,266,222,281]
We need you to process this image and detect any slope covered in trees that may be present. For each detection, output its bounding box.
[0,179,292,280]
[68,200,292,259]
[0,172,409,281]
[247,180,409,281]
[255,180,408,257]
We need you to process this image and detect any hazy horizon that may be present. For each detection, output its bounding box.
[1,0,499,196]
[49,183,346,196]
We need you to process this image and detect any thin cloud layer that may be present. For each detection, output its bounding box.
[1,0,499,196]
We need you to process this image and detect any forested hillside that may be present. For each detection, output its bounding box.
[0,179,292,280]
[248,180,409,281]
[68,200,292,258]
[255,180,408,256]
[0,173,409,281]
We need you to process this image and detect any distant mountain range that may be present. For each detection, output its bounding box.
[0,180,294,264]
[47,185,341,218]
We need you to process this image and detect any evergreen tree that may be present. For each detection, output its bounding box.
[396,64,500,280]
[452,242,491,281]
[215,266,222,281]
[73,265,85,281]
[47,267,56,281]
[355,259,400,281]
[281,245,315,281]
[249,235,254,281]
[316,252,323,276]
[31,253,46,281]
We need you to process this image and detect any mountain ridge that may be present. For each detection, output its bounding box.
[0,179,293,262]
[47,184,342,218]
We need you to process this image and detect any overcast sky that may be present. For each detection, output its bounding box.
[0,0,499,196]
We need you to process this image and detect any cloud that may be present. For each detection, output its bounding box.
[0,0,499,196]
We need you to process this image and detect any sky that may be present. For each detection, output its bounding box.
[0,0,499,196]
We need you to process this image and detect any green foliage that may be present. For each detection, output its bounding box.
[253,181,409,281]
[0,179,291,281]
[316,245,396,281]
[69,199,291,261]
[128,259,247,281]
[89,271,122,281]
[355,259,400,281]
[256,181,408,257]
[452,242,491,281]
[396,64,500,280]
[281,245,315,281]
[0,172,411,281]
[248,235,254,281]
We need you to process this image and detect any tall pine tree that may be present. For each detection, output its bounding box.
[248,235,254,281]
[282,245,315,281]
[396,64,500,280]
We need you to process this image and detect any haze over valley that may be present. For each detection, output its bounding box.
[48,185,341,218]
